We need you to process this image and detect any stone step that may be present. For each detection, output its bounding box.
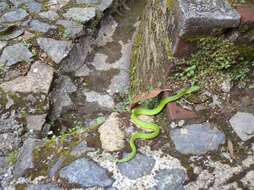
[175,0,240,39]
[170,0,254,57]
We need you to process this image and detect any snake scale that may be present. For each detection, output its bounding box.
[115,85,200,163]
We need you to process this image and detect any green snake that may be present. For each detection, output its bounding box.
[115,85,200,163]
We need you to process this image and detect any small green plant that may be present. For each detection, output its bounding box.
[172,37,254,89]
[20,107,28,119]
[174,65,197,80]
[0,64,6,76]
[22,40,32,49]
[7,151,19,166]
[95,116,106,126]
[63,29,71,39]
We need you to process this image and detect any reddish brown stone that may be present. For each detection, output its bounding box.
[167,102,197,121]
[236,6,254,25]
[173,36,194,58]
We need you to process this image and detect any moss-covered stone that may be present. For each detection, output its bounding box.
[26,122,102,180]
[130,0,173,97]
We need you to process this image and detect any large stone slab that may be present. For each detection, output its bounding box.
[170,123,225,155]
[59,159,113,188]
[0,61,54,94]
[1,9,28,22]
[63,7,96,24]
[0,43,33,66]
[28,20,57,33]
[175,0,240,38]
[37,38,73,64]
[229,112,254,141]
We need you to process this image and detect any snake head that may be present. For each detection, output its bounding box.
[185,85,200,95]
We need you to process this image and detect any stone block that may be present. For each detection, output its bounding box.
[175,0,240,39]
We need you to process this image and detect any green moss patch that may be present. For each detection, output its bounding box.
[170,37,254,91]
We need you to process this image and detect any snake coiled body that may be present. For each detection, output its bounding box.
[115,86,200,163]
